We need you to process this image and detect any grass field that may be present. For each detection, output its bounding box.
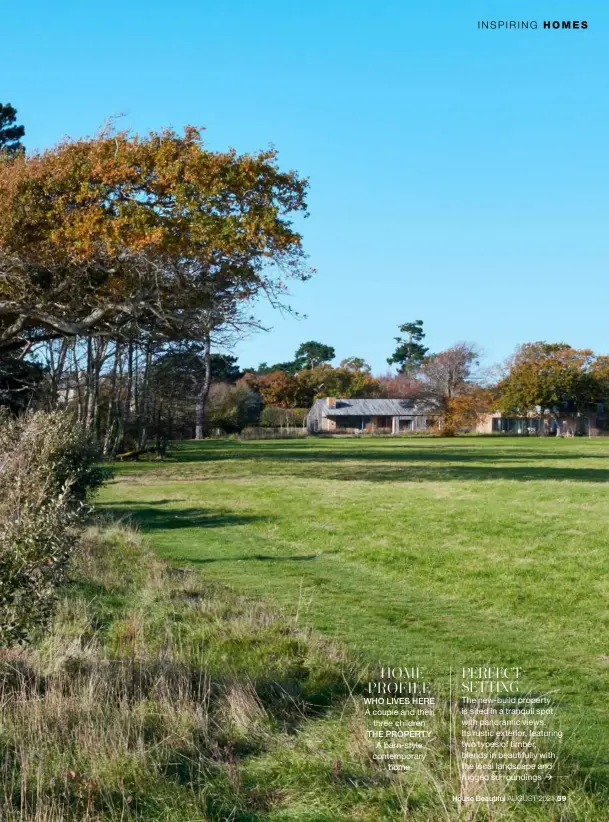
[100,435,609,805]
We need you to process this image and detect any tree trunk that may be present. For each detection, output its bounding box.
[45,339,68,410]
[83,337,93,429]
[71,341,85,424]
[84,337,107,438]
[195,335,212,440]
[103,343,121,456]
[125,341,134,426]
[138,341,153,449]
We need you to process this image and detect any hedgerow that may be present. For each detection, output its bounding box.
[0,410,103,644]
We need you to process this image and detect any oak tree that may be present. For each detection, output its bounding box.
[498,343,597,420]
[0,127,309,356]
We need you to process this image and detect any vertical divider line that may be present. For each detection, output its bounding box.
[449,667,452,782]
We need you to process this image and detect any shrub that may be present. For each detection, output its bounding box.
[0,411,103,644]
[206,383,261,433]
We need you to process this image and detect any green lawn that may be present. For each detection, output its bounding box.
[100,436,609,791]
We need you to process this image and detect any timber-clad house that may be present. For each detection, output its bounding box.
[476,404,605,436]
[306,397,440,434]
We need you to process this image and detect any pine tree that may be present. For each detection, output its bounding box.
[387,320,429,373]
[0,103,25,155]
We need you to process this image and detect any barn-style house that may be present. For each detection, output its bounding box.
[306,397,439,434]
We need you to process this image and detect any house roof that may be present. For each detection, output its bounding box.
[311,398,438,416]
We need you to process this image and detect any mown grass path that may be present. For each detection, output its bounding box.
[100,437,609,787]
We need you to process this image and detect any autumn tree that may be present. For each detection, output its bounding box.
[249,362,384,409]
[442,387,495,436]
[498,343,597,420]
[298,363,383,401]
[419,343,479,398]
[387,320,428,373]
[0,127,309,435]
[377,371,423,399]
[590,356,609,403]
[0,103,24,155]
[254,371,304,408]
[418,343,482,435]
[0,127,309,351]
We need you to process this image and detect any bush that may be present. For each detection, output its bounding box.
[0,411,103,644]
[206,383,261,433]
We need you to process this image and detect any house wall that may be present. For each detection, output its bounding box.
[477,411,604,436]
[477,413,541,435]
[306,402,442,434]
[477,413,496,434]
[371,416,392,431]
[306,400,325,433]
[397,415,436,432]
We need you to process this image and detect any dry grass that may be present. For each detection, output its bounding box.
[1,524,606,821]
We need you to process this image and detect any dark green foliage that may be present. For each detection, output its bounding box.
[253,360,301,376]
[387,320,429,373]
[206,384,262,432]
[210,353,241,382]
[251,342,336,377]
[0,102,25,155]
[0,355,44,412]
[294,340,335,370]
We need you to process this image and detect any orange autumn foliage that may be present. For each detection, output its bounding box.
[0,127,309,351]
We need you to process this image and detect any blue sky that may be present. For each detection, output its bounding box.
[4,1,608,372]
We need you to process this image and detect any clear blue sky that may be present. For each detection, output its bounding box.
[4,1,608,372]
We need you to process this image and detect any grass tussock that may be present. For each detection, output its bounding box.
[0,525,607,821]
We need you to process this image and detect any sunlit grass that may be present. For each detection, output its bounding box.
[101,436,609,794]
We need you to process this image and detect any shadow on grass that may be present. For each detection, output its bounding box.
[170,439,609,462]
[101,500,271,531]
[309,464,609,483]
[174,553,329,564]
[117,441,609,483]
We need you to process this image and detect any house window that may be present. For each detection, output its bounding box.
[492,417,538,434]
[399,419,412,432]
[335,416,368,429]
